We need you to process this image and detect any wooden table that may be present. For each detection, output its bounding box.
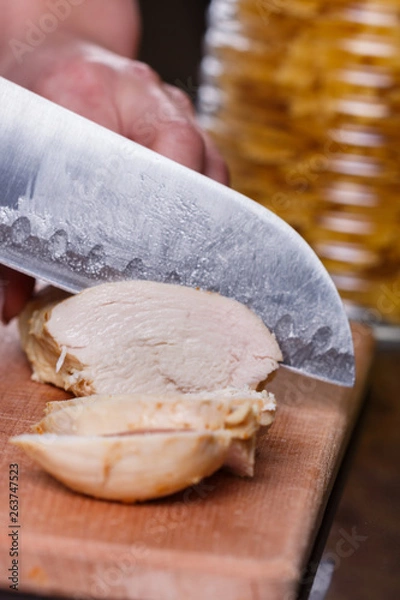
[320,340,400,600]
[0,321,374,600]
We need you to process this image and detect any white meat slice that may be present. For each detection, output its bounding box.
[11,431,232,502]
[10,391,275,500]
[36,390,276,435]
[31,390,276,477]
[19,281,282,397]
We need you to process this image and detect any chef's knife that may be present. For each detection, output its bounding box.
[0,77,354,386]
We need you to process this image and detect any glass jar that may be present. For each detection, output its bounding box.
[199,0,400,327]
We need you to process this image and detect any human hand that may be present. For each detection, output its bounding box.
[6,36,229,184]
[1,35,229,323]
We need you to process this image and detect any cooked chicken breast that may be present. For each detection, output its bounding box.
[11,430,232,502]
[19,281,282,397]
[36,389,276,435]
[11,390,275,500]
[32,389,276,477]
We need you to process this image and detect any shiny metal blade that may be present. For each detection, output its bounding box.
[0,77,354,386]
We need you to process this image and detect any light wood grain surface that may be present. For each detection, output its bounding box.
[0,321,374,600]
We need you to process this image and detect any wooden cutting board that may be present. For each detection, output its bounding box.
[0,321,374,600]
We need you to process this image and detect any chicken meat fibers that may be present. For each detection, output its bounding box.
[19,280,282,396]
[14,280,282,501]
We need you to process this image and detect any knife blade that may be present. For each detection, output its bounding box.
[0,77,354,386]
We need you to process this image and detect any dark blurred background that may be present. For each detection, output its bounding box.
[137,0,211,98]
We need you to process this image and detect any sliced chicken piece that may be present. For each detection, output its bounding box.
[10,391,274,500]
[35,389,276,436]
[19,281,282,396]
[31,390,275,477]
[11,431,231,502]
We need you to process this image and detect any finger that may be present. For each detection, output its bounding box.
[152,118,206,173]
[0,266,35,324]
[162,84,196,118]
[34,56,121,132]
[201,132,230,186]
[119,76,207,173]
[163,84,230,185]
